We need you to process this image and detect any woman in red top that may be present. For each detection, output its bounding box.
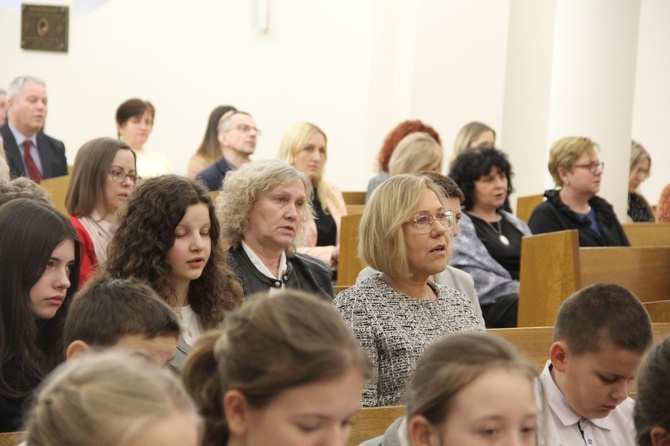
[65,137,139,284]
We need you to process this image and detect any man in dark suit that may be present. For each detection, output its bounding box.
[0,76,68,182]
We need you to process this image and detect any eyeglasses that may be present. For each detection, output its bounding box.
[227,124,262,136]
[574,161,604,174]
[109,169,141,184]
[411,211,455,233]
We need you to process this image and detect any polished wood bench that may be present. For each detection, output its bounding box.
[518,230,670,327]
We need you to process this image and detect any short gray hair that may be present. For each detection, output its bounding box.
[7,75,46,100]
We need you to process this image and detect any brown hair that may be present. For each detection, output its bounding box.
[115,98,155,136]
[406,332,536,425]
[635,337,670,446]
[554,283,653,355]
[195,105,237,165]
[66,137,136,218]
[419,171,465,203]
[376,120,441,173]
[64,277,181,348]
[104,175,243,329]
[182,290,372,446]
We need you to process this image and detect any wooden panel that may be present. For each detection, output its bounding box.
[622,223,670,246]
[338,213,364,287]
[580,247,670,302]
[40,174,70,216]
[0,432,24,446]
[342,191,366,205]
[516,194,544,223]
[345,204,366,215]
[490,326,553,373]
[518,230,581,327]
[644,300,670,323]
[349,405,405,446]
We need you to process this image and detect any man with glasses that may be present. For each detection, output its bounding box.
[197,111,260,191]
[1,76,68,182]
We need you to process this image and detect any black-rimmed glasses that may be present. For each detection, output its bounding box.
[109,169,141,184]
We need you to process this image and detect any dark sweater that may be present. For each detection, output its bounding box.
[528,189,629,247]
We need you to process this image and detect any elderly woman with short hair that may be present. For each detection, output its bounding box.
[216,159,334,300]
[334,174,484,408]
[529,136,629,246]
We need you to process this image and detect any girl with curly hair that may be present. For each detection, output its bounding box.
[0,199,81,432]
[103,175,243,373]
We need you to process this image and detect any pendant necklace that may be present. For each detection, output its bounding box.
[489,219,510,246]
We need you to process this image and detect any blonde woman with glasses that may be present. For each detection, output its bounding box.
[334,174,484,407]
[66,137,140,285]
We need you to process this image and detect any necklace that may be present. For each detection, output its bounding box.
[468,211,510,246]
[491,220,510,246]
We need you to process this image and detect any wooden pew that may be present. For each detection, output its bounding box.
[338,213,364,287]
[518,230,670,327]
[0,432,24,446]
[516,194,544,223]
[349,406,405,446]
[343,191,366,215]
[349,323,670,446]
[40,174,70,216]
[622,222,670,246]
[644,300,670,323]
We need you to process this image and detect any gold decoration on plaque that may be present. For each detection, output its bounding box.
[21,4,69,53]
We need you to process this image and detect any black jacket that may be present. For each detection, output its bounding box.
[228,245,334,300]
[528,189,629,247]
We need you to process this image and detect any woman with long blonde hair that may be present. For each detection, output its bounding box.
[278,122,346,271]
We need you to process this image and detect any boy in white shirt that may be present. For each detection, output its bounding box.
[538,283,653,446]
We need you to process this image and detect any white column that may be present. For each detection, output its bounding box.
[504,0,641,220]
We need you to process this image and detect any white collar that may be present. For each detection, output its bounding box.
[241,240,287,281]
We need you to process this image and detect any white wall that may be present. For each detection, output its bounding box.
[632,0,670,207]
[1,0,668,204]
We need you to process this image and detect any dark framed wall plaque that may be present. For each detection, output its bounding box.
[21,4,69,53]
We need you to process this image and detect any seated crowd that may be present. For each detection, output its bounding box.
[1,73,669,446]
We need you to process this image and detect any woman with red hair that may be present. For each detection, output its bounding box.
[366,120,441,202]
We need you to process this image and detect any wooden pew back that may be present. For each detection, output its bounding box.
[40,174,70,216]
[349,406,405,446]
[622,222,670,246]
[519,230,670,327]
[338,213,364,286]
[343,191,366,215]
[643,300,670,323]
[516,194,544,223]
